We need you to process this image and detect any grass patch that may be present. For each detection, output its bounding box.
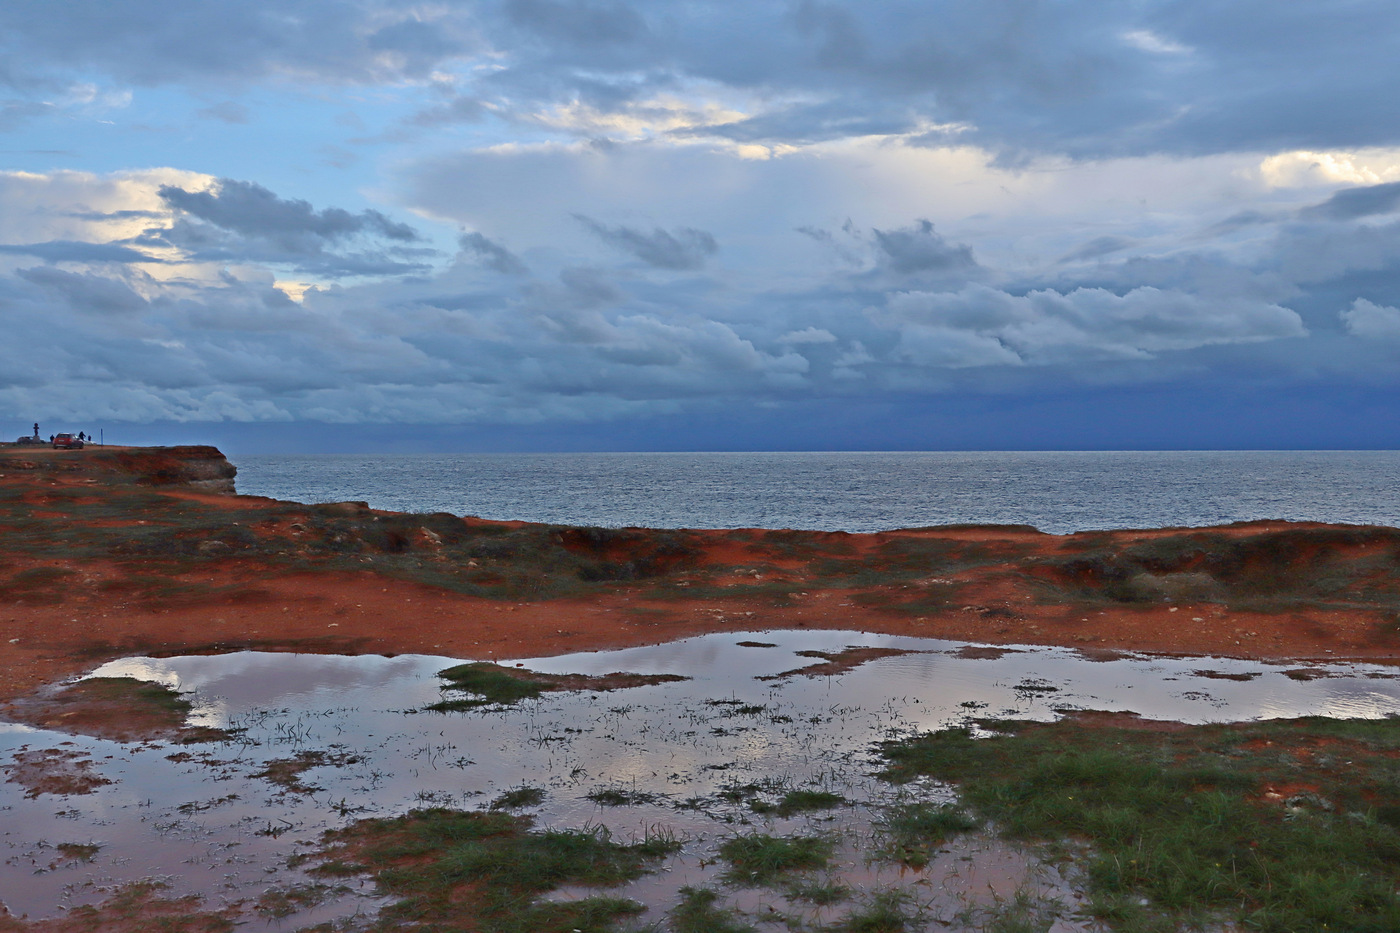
[717,832,833,886]
[783,878,851,906]
[311,807,678,932]
[255,749,363,793]
[55,842,101,862]
[428,662,687,711]
[255,882,350,919]
[838,889,922,932]
[668,886,758,933]
[750,788,846,817]
[429,662,550,710]
[879,715,1400,932]
[490,785,546,809]
[875,801,978,867]
[587,786,662,807]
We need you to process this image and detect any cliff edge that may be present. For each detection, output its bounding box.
[0,444,237,494]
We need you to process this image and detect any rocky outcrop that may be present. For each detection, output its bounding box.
[113,446,237,493]
[0,445,237,494]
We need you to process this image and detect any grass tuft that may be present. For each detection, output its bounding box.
[668,886,757,933]
[875,801,978,867]
[311,807,679,932]
[717,832,833,885]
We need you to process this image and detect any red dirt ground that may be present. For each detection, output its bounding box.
[1,445,1397,704]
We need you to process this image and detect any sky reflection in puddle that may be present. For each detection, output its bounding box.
[2,630,1398,928]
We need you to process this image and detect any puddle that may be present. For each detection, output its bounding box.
[1,630,1397,928]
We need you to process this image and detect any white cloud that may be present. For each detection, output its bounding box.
[1341,298,1400,340]
[875,285,1306,367]
[1258,150,1400,189]
[778,327,837,344]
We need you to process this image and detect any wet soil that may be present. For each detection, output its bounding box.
[2,746,112,798]
[1,677,230,743]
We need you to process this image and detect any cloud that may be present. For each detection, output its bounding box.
[144,178,433,277]
[16,266,149,314]
[575,215,718,269]
[503,0,648,46]
[875,284,1306,366]
[196,101,250,124]
[0,3,478,87]
[1341,298,1400,339]
[158,179,419,243]
[778,327,838,345]
[872,220,980,277]
[1300,181,1400,221]
[1060,235,1137,263]
[0,239,160,263]
[457,232,528,275]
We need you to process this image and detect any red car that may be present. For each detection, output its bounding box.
[52,433,84,449]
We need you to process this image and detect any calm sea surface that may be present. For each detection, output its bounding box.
[231,451,1400,534]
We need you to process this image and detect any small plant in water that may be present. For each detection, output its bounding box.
[750,788,846,817]
[489,785,546,809]
[875,800,978,867]
[718,832,833,885]
[311,807,678,933]
[668,886,757,933]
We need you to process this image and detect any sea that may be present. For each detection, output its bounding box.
[231,450,1400,535]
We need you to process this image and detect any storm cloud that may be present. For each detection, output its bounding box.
[2,4,1400,446]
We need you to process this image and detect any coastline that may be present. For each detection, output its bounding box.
[2,444,1398,703]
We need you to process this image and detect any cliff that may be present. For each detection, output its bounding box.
[0,444,237,494]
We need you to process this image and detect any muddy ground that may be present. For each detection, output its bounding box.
[1,443,1398,710]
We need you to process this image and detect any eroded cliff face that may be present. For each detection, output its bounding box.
[0,445,237,494]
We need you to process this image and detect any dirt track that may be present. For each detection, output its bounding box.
[2,445,1398,703]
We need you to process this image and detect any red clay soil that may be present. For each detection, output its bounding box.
[1,445,1398,703]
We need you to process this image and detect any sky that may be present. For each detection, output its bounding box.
[2,1,1400,453]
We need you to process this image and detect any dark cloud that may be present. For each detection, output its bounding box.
[5,2,1400,159]
[0,2,477,87]
[1059,235,1136,263]
[1299,182,1400,221]
[575,215,718,269]
[0,240,160,263]
[17,266,149,314]
[196,101,250,124]
[872,220,979,276]
[411,95,489,127]
[144,178,433,277]
[458,232,528,275]
[158,179,420,243]
[504,0,648,46]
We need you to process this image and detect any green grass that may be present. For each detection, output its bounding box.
[878,716,1400,932]
[667,887,757,933]
[717,832,834,885]
[427,662,686,711]
[312,807,679,933]
[77,676,194,714]
[428,662,551,710]
[587,786,662,807]
[875,801,978,867]
[750,788,846,817]
[837,890,922,932]
[254,882,349,919]
[490,785,546,809]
